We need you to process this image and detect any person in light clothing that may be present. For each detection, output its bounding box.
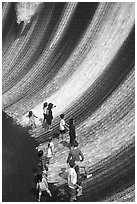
[28,111,38,129]
[67,159,77,201]
[67,140,89,184]
[59,114,69,142]
[43,102,48,127]
[46,137,54,164]
[36,172,52,202]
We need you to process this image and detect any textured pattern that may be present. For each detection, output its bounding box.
[2,2,135,202]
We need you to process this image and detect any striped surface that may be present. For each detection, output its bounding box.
[2,2,135,202]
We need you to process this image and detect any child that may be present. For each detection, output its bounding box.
[28,111,38,129]
[46,137,54,164]
[37,150,44,170]
[36,173,52,202]
[43,102,48,125]
[59,114,69,142]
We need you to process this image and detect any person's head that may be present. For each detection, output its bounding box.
[60,114,65,119]
[69,159,75,168]
[69,118,74,125]
[37,150,43,157]
[43,102,48,108]
[48,137,52,142]
[29,111,33,118]
[37,173,42,182]
[73,140,78,148]
[48,103,53,109]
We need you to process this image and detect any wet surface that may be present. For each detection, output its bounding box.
[2,2,135,202]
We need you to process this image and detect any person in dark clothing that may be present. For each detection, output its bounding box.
[69,118,76,146]
[45,103,56,131]
[67,141,89,184]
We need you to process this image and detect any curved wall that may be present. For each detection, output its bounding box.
[2,2,135,201]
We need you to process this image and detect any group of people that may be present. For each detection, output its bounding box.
[59,113,76,146]
[28,102,56,131]
[35,137,91,202]
[35,138,54,202]
[43,102,56,131]
[28,102,76,146]
[28,102,91,201]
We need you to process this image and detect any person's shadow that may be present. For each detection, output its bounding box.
[59,167,68,181]
[60,141,71,149]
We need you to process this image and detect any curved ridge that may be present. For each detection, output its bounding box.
[2,2,135,202]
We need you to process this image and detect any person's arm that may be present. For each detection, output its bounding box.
[79,149,84,161]
[36,182,39,189]
[50,143,54,155]
[65,122,69,129]
[43,178,52,196]
[73,126,76,137]
[33,114,38,118]
[67,152,72,163]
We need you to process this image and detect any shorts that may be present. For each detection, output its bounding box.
[60,130,65,134]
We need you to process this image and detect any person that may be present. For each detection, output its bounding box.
[59,114,69,142]
[69,118,76,146]
[67,159,77,201]
[43,102,48,125]
[46,137,54,164]
[36,172,52,202]
[46,103,56,131]
[37,150,44,171]
[67,140,89,184]
[28,111,38,129]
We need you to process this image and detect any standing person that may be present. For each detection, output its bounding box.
[37,150,44,171]
[59,114,69,142]
[67,159,77,201]
[43,102,48,125]
[36,173,52,202]
[46,103,56,131]
[28,111,38,129]
[67,140,89,184]
[46,137,54,165]
[69,118,76,146]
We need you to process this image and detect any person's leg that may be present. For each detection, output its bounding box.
[43,115,46,127]
[34,122,36,128]
[75,165,81,185]
[70,188,76,202]
[70,136,72,146]
[70,137,75,147]
[47,189,52,197]
[45,123,49,131]
[38,190,42,202]
[84,166,89,175]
